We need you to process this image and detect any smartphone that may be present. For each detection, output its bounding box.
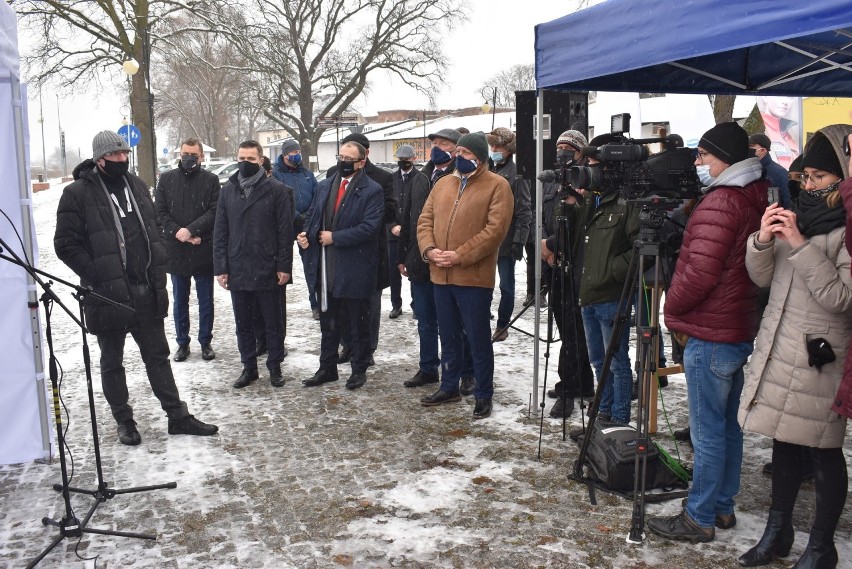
[767,186,780,205]
[844,136,850,157]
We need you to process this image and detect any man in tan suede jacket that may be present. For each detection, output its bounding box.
[416,131,513,419]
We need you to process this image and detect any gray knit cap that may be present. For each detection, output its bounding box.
[92,130,130,161]
[280,139,300,155]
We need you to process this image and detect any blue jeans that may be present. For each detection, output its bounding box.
[581,300,632,424]
[170,273,214,346]
[496,255,516,329]
[434,284,494,399]
[411,280,439,374]
[684,338,753,528]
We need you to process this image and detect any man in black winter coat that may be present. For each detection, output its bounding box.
[54,130,219,446]
[213,140,294,389]
[154,138,219,363]
[395,144,439,388]
[486,127,532,342]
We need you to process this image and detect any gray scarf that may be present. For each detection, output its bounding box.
[238,167,266,199]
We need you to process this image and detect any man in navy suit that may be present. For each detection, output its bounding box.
[296,141,384,389]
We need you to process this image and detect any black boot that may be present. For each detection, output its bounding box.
[548,396,574,418]
[737,510,794,567]
[791,528,838,569]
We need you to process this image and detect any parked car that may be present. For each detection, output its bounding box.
[204,161,239,186]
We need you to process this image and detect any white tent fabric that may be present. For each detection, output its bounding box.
[0,1,52,464]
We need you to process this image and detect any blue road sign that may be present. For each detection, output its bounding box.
[162,147,169,155]
[117,125,142,148]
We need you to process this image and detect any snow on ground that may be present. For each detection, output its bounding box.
[1,180,851,568]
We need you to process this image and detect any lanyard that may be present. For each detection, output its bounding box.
[110,186,133,218]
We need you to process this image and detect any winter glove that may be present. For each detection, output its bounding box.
[511,242,524,261]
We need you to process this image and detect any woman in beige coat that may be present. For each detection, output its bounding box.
[737,124,852,569]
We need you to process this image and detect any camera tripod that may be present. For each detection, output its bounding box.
[568,199,683,543]
[0,236,176,567]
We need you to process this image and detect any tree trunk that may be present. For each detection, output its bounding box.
[131,73,156,188]
[712,95,736,124]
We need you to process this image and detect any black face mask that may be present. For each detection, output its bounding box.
[238,161,261,178]
[100,159,129,178]
[337,160,357,177]
[181,155,199,171]
[397,160,414,171]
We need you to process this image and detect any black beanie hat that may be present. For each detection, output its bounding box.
[341,132,370,149]
[801,132,843,178]
[699,122,749,165]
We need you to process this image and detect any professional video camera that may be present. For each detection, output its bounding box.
[537,146,587,204]
[567,114,702,200]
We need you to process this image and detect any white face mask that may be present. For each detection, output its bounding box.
[696,165,715,186]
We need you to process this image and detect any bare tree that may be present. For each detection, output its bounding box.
[153,15,251,155]
[478,64,536,109]
[13,0,195,187]
[193,0,463,159]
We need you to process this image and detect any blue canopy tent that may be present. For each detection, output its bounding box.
[523,0,852,415]
[534,0,852,96]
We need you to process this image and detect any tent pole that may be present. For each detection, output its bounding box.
[531,90,544,417]
[11,77,52,459]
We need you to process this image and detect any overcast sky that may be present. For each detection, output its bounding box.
[23,1,577,167]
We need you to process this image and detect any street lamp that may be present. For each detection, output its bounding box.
[480,86,497,130]
[121,57,138,173]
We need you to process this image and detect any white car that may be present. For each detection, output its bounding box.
[204,161,239,186]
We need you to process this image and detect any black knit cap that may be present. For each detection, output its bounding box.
[699,122,749,165]
[456,131,489,163]
[341,132,370,149]
[801,132,843,178]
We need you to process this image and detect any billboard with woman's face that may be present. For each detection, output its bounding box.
[757,96,801,169]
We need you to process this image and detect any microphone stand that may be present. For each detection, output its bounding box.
[0,237,176,567]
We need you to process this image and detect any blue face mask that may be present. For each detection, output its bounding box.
[430,145,452,165]
[489,151,504,163]
[456,155,478,174]
[287,153,302,165]
[696,165,715,186]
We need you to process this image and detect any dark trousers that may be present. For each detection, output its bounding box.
[170,272,214,347]
[496,255,516,329]
[231,288,284,371]
[548,274,595,398]
[96,284,188,424]
[299,245,318,310]
[411,280,439,374]
[320,296,372,374]
[253,285,287,343]
[434,284,494,399]
[771,440,847,533]
[341,290,381,353]
[387,239,403,309]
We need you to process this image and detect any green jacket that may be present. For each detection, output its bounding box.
[571,192,640,306]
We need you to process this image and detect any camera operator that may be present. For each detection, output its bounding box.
[545,133,641,431]
[647,122,767,543]
[538,130,595,418]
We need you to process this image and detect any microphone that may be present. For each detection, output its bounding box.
[537,170,558,183]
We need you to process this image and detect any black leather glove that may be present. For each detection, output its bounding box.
[511,242,524,261]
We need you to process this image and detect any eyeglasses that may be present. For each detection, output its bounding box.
[105,150,131,157]
[802,172,828,184]
[336,155,362,163]
[695,150,710,161]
